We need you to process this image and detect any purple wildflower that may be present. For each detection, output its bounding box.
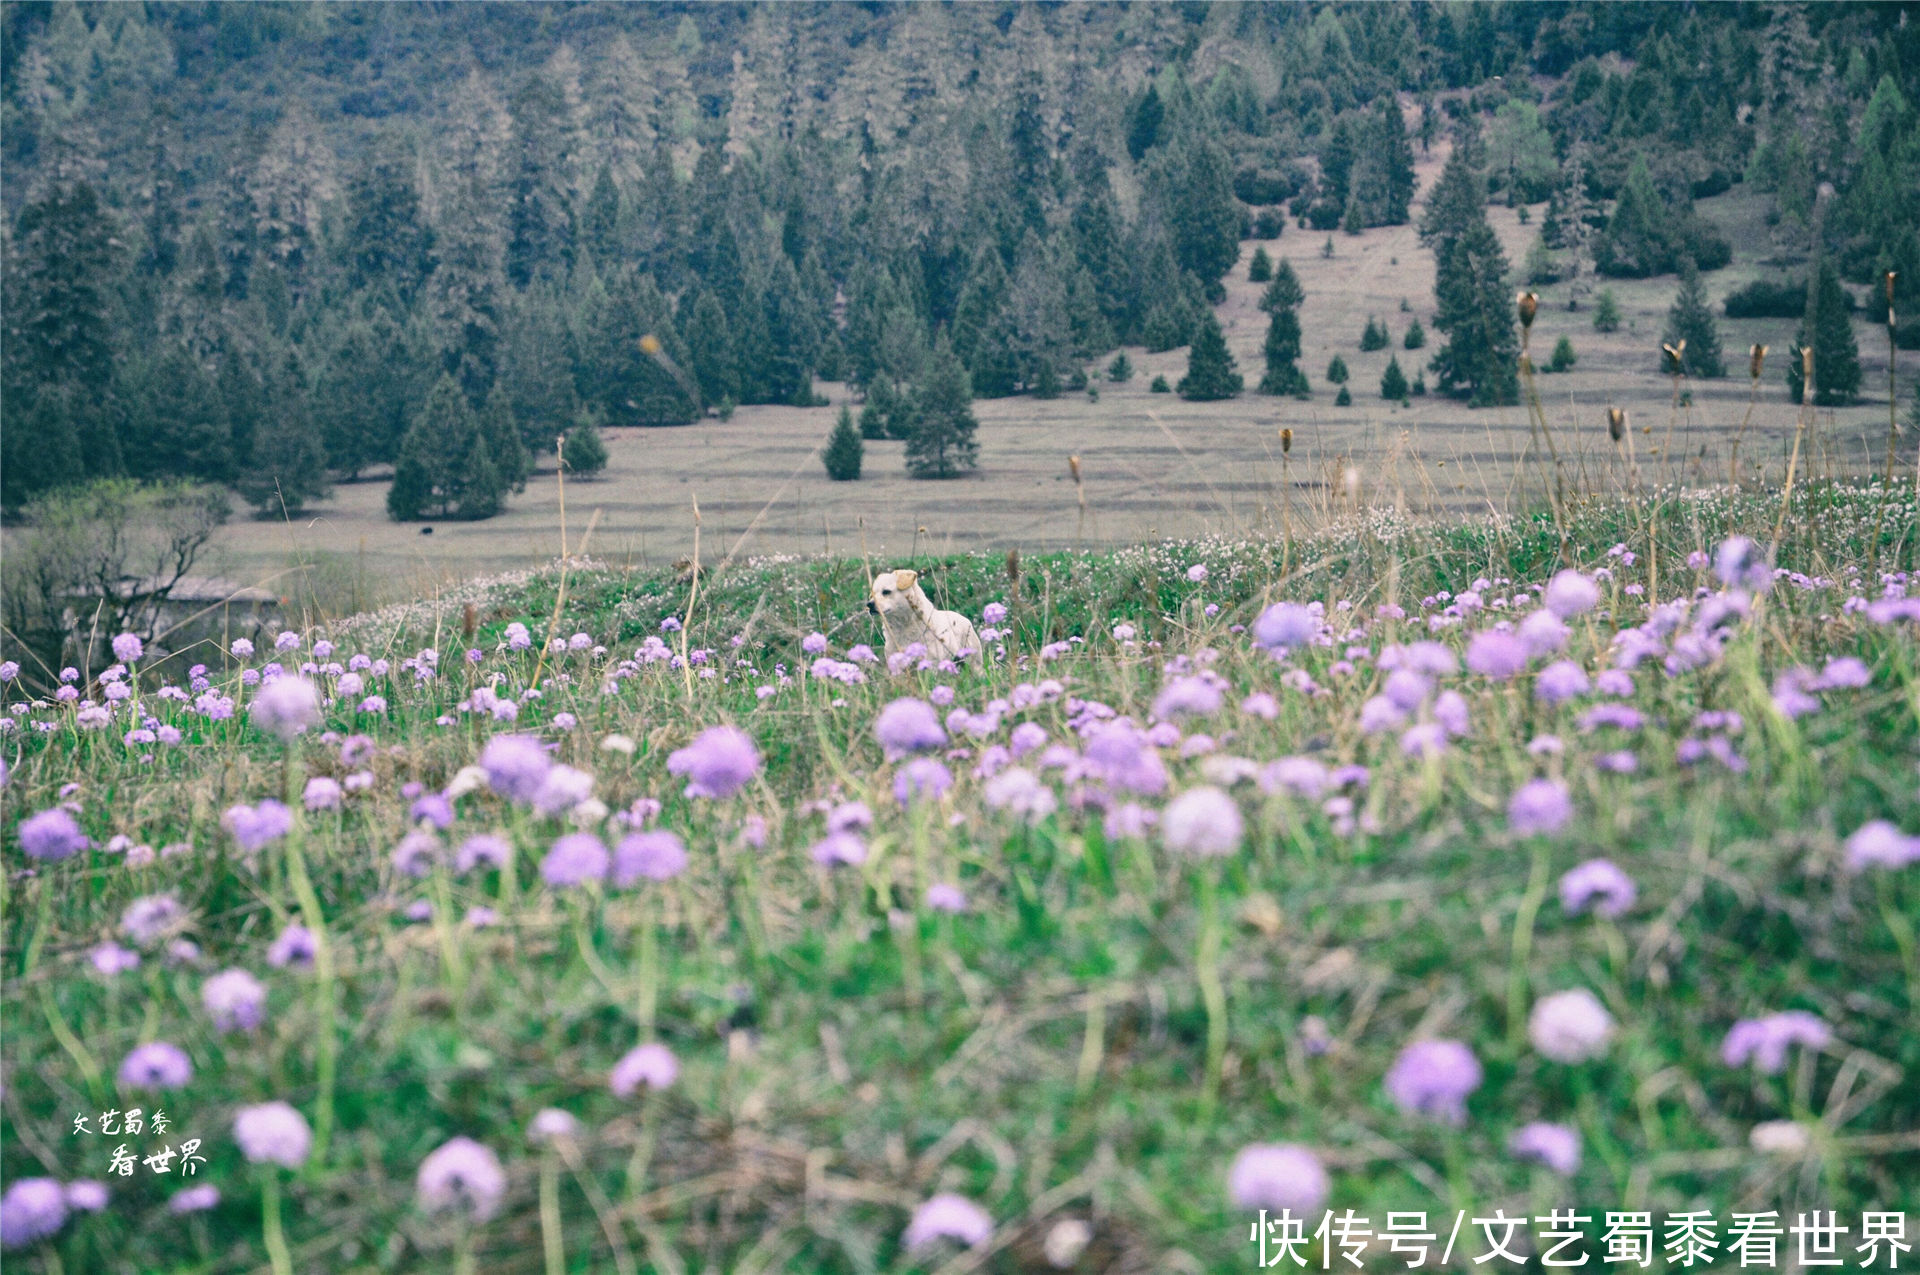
[541,833,609,889]
[1844,821,1920,871]
[874,698,947,759]
[982,766,1058,822]
[894,757,954,806]
[479,734,552,804]
[267,923,316,969]
[415,1137,506,1223]
[168,1185,219,1214]
[1258,757,1330,799]
[118,1041,193,1090]
[667,726,761,798]
[233,1101,313,1168]
[1508,779,1572,837]
[410,793,456,829]
[1,1179,68,1249]
[18,808,88,861]
[926,883,968,912]
[1816,656,1871,690]
[391,830,440,878]
[810,832,868,867]
[1226,1144,1329,1214]
[1252,603,1318,652]
[1161,786,1243,857]
[121,893,184,946]
[1534,661,1591,704]
[610,1042,679,1096]
[1714,537,1772,592]
[223,800,293,854]
[455,834,512,874]
[303,777,343,811]
[613,831,688,885]
[1465,630,1529,679]
[904,1194,993,1252]
[113,632,144,663]
[1518,609,1570,657]
[531,764,594,816]
[1529,989,1616,1062]
[250,676,322,742]
[528,1108,578,1144]
[828,801,873,833]
[1542,570,1600,619]
[202,969,268,1032]
[63,1181,108,1212]
[1153,676,1222,720]
[91,943,140,975]
[1559,859,1636,919]
[1084,723,1167,795]
[1384,1038,1482,1124]
[1722,1012,1830,1073]
[1508,1122,1581,1175]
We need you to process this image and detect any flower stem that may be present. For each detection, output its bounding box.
[539,1153,566,1275]
[636,898,658,1033]
[262,1174,294,1275]
[1197,869,1227,1117]
[1506,843,1551,1053]
[285,835,337,1171]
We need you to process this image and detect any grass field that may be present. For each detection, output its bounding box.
[198,149,1902,625]
[4,478,1918,1271]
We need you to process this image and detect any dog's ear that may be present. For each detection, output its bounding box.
[894,569,918,591]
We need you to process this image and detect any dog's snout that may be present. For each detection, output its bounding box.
[865,600,878,614]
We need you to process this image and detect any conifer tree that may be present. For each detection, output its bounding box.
[1592,156,1666,278]
[1326,355,1349,384]
[859,376,895,441]
[1404,318,1426,350]
[1169,135,1243,289]
[505,75,578,288]
[1420,148,1483,248]
[1248,246,1273,282]
[1257,260,1309,397]
[480,390,532,493]
[951,244,1017,398]
[496,291,579,457]
[241,351,331,516]
[1593,289,1622,333]
[1663,259,1726,377]
[1790,259,1862,405]
[1127,83,1164,162]
[1380,355,1409,400]
[762,254,820,406]
[1429,173,1520,407]
[341,146,435,307]
[388,373,491,519]
[562,415,609,477]
[581,163,622,268]
[121,344,231,482]
[684,289,739,408]
[821,404,863,481]
[905,337,978,479]
[1178,312,1243,400]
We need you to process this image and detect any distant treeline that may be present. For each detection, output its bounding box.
[2,2,1915,514]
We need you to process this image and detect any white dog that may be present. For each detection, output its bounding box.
[868,570,983,665]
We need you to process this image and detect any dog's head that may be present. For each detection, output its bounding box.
[867,570,919,617]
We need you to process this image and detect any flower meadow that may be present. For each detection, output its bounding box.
[2,485,1919,1271]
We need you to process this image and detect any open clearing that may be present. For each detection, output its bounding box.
[206,150,1900,610]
